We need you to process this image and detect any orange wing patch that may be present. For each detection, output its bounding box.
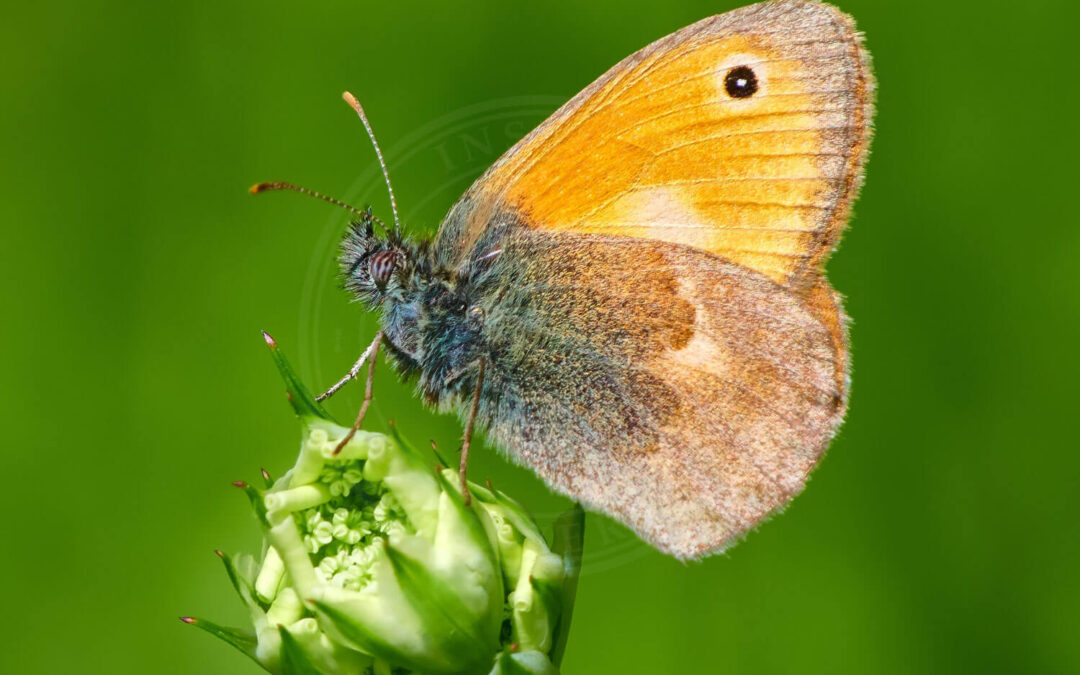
[441,0,873,289]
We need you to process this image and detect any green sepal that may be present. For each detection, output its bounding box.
[383,543,495,667]
[182,617,262,668]
[529,576,561,646]
[489,649,559,675]
[432,469,498,557]
[464,480,498,504]
[465,484,507,583]
[434,469,506,595]
[263,332,334,423]
[278,626,325,675]
[431,471,506,647]
[309,598,441,674]
[549,504,584,667]
[219,551,268,611]
[489,490,547,547]
[239,481,269,527]
[387,423,440,468]
[388,425,450,468]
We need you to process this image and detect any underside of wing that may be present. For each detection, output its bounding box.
[436,0,874,290]
[475,231,848,558]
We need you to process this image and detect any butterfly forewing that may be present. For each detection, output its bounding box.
[438,0,873,290]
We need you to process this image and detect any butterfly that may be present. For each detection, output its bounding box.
[257,0,874,559]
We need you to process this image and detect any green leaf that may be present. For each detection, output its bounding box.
[278,626,325,675]
[181,617,263,669]
[263,331,334,423]
[549,504,585,667]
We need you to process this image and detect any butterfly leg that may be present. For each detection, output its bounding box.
[458,358,486,506]
[333,332,382,456]
[318,332,383,402]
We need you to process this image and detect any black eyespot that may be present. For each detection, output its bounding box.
[724,65,758,98]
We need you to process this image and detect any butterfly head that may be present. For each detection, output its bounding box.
[338,217,423,360]
[341,216,418,302]
[338,218,486,398]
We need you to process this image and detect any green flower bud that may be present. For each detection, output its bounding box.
[185,335,584,675]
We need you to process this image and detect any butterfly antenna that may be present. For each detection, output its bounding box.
[250,180,390,231]
[342,92,401,234]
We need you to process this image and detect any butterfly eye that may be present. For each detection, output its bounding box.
[369,249,398,289]
[724,65,758,99]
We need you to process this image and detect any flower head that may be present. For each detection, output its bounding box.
[185,335,583,674]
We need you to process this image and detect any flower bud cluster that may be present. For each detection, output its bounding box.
[185,338,582,675]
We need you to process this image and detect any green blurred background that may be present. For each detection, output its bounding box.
[3,0,1078,672]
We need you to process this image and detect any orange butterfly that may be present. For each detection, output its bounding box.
[262,0,874,559]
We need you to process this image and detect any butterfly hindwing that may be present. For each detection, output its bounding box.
[472,230,845,557]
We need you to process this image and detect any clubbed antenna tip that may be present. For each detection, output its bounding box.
[342,91,401,232]
[249,180,370,219]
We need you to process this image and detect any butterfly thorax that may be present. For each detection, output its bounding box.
[339,219,487,407]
